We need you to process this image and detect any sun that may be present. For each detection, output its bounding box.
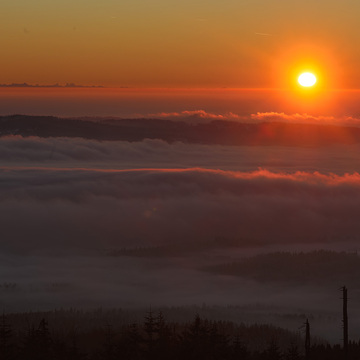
[298,72,317,87]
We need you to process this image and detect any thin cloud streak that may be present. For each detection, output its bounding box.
[3,166,360,185]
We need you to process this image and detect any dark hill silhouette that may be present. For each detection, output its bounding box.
[1,115,360,146]
[204,250,360,287]
[104,237,263,258]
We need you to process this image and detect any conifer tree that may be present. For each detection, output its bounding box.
[154,311,172,360]
[0,314,13,360]
[232,335,249,360]
[284,342,300,360]
[181,314,210,360]
[262,340,282,360]
[20,318,52,360]
[118,323,143,360]
[100,325,117,360]
[144,310,157,359]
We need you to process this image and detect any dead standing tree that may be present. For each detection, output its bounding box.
[341,286,348,360]
[305,318,310,360]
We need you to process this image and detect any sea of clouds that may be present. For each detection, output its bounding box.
[1,132,360,341]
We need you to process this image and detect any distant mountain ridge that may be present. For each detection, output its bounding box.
[1,114,359,146]
[0,82,104,88]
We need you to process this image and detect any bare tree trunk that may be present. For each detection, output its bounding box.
[305,318,310,360]
[342,286,348,360]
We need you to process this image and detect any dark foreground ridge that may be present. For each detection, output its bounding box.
[1,114,360,146]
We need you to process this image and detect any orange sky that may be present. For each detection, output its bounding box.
[1,87,359,118]
[1,0,359,89]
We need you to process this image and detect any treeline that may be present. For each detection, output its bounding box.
[205,250,360,286]
[0,310,358,359]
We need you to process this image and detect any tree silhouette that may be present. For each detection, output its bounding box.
[284,342,300,360]
[154,312,173,360]
[0,314,14,360]
[231,335,249,360]
[144,309,156,359]
[97,325,117,360]
[180,314,210,360]
[207,322,229,360]
[261,340,282,360]
[118,323,143,360]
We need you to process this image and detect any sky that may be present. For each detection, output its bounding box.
[1,0,359,88]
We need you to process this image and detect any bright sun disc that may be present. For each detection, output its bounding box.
[298,72,317,87]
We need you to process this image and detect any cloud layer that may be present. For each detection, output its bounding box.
[3,135,360,174]
[1,134,360,254]
[2,166,360,254]
[150,109,360,127]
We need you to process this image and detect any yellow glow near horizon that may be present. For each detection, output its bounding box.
[298,72,317,87]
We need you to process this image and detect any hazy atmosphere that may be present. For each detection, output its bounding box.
[2,0,360,358]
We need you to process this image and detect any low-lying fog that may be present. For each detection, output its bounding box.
[1,134,360,342]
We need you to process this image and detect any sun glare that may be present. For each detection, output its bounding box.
[298,72,317,87]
